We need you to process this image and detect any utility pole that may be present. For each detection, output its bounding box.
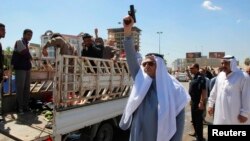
[156,32,163,54]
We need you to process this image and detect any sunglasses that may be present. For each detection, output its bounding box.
[142,61,155,67]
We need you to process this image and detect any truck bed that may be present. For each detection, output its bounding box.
[1,112,52,141]
[54,97,128,136]
[1,55,132,140]
[0,96,128,141]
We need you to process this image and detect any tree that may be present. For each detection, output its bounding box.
[244,57,250,66]
[4,46,13,55]
[3,46,13,68]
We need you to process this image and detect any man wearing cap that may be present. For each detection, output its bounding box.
[81,33,102,58]
[119,15,190,141]
[208,55,250,124]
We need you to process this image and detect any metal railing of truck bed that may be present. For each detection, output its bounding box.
[54,51,133,111]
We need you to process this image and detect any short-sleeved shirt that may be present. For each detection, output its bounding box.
[189,72,206,107]
[44,37,78,56]
[44,37,78,73]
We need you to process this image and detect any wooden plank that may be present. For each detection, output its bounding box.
[36,81,46,93]
[30,82,38,92]
[44,81,53,92]
[31,71,55,81]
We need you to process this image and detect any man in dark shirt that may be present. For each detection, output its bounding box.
[81,33,102,58]
[94,29,119,60]
[204,66,213,79]
[0,23,6,122]
[11,29,33,114]
[188,63,207,141]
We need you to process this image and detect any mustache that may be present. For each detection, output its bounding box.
[222,67,229,71]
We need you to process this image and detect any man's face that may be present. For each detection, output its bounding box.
[24,32,33,41]
[83,37,93,47]
[189,64,198,75]
[0,26,6,38]
[221,59,231,73]
[199,68,206,75]
[142,56,156,78]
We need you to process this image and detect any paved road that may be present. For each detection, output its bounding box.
[0,129,15,141]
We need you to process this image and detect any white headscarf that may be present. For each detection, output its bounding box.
[120,56,190,141]
[223,55,240,72]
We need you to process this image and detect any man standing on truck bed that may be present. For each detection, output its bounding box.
[42,33,78,75]
[119,16,190,141]
[42,33,78,57]
[81,33,102,58]
[11,29,33,114]
[0,23,6,121]
[42,33,78,104]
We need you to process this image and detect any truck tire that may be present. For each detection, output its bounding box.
[94,122,114,141]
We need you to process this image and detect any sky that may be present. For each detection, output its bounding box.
[1,0,250,66]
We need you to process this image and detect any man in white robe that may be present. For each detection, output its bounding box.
[119,15,190,141]
[208,55,250,124]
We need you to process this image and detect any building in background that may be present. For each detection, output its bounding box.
[172,52,226,71]
[107,26,141,49]
[29,43,40,58]
[209,52,225,59]
[62,34,82,55]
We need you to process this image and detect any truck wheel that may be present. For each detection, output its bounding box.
[94,123,114,141]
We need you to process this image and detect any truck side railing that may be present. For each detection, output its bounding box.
[54,50,133,111]
[2,55,55,96]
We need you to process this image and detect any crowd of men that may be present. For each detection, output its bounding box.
[186,59,250,141]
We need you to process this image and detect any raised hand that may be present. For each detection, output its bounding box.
[95,28,98,38]
[123,15,134,36]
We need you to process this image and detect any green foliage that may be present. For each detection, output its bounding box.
[244,57,250,66]
[4,46,13,55]
[3,46,13,69]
